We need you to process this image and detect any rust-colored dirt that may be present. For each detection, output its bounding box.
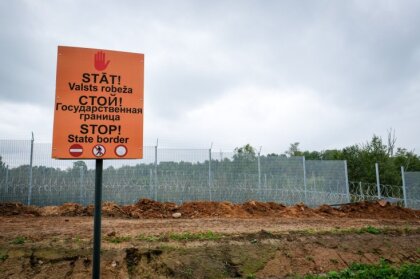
[1,199,419,220]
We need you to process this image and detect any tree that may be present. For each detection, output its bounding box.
[0,156,7,178]
[0,156,6,171]
[387,128,397,156]
[394,148,420,171]
[233,144,256,162]
[341,135,407,185]
[362,135,388,161]
[302,150,321,160]
[72,161,88,172]
[233,144,257,174]
[285,142,302,157]
[321,149,343,160]
[342,144,366,182]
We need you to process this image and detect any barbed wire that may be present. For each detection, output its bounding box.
[0,140,419,208]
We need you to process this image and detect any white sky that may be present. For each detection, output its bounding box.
[1,0,420,154]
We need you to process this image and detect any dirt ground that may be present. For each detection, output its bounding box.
[0,200,419,278]
[1,199,419,220]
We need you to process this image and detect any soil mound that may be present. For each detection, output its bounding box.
[339,201,419,219]
[84,202,127,217]
[242,200,287,217]
[102,201,127,217]
[281,202,318,217]
[179,201,247,218]
[39,206,61,216]
[38,203,86,217]
[0,202,40,216]
[123,198,178,218]
[314,204,345,217]
[1,199,419,220]
[56,203,86,217]
[243,200,274,215]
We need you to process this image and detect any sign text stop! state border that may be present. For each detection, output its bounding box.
[51,46,144,159]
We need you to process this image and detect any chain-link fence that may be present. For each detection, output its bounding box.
[0,139,419,208]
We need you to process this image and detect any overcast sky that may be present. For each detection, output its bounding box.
[1,0,419,155]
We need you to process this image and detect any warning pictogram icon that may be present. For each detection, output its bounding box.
[94,51,110,71]
[69,144,83,157]
[92,145,106,157]
[115,145,128,157]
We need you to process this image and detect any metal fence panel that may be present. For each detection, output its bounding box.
[0,140,32,204]
[404,172,420,209]
[305,160,348,206]
[1,140,352,207]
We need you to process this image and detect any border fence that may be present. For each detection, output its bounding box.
[403,171,420,209]
[0,139,419,209]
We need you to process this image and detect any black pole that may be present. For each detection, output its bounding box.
[92,159,103,279]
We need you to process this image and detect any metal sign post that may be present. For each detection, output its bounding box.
[92,159,103,279]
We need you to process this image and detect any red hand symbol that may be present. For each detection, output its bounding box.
[94,51,110,71]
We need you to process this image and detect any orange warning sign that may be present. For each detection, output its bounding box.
[52,46,144,159]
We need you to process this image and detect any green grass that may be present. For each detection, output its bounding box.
[304,260,420,279]
[168,231,222,241]
[327,225,382,235]
[357,226,382,235]
[135,231,223,242]
[73,235,83,244]
[106,235,132,244]
[10,236,26,245]
[136,234,161,242]
[296,226,384,236]
[293,226,420,237]
[0,251,8,262]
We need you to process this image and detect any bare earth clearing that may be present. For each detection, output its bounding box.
[0,200,419,278]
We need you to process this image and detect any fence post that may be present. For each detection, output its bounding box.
[79,166,84,205]
[375,163,381,199]
[257,147,262,192]
[344,160,350,203]
[359,181,364,200]
[208,143,213,201]
[303,157,307,204]
[401,166,408,208]
[149,169,153,199]
[264,174,267,188]
[5,165,9,194]
[28,132,34,206]
[154,139,158,201]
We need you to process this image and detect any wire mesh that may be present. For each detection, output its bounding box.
[3,139,402,208]
[305,160,348,206]
[404,172,420,209]
[0,140,32,204]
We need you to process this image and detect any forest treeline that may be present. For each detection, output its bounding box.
[275,133,420,185]
[216,132,420,185]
